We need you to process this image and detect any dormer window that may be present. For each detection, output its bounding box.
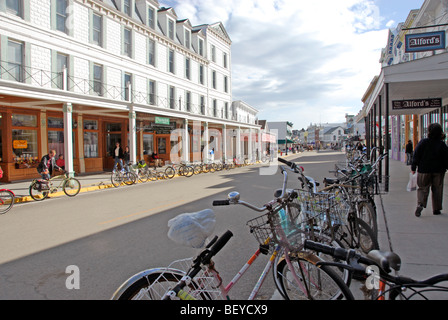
[185,30,191,49]
[199,39,204,56]
[123,0,131,16]
[148,7,155,29]
[168,19,175,40]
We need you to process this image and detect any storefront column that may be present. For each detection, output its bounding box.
[222,124,227,162]
[63,103,74,177]
[257,129,262,162]
[129,108,137,164]
[77,114,85,173]
[236,127,241,158]
[248,128,253,162]
[183,119,189,163]
[203,122,209,162]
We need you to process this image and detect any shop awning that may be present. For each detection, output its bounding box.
[365,52,448,116]
[278,139,294,144]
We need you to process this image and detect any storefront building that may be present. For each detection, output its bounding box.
[359,0,448,181]
[0,0,262,182]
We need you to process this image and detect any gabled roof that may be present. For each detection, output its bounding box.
[177,18,193,29]
[158,6,178,19]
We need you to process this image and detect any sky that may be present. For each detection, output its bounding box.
[159,0,425,130]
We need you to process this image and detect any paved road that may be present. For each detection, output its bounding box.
[0,151,348,300]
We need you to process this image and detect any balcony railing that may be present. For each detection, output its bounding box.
[0,61,237,122]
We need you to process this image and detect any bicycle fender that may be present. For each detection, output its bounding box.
[110,267,186,300]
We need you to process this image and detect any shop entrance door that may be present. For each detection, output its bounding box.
[155,135,171,165]
[104,122,124,169]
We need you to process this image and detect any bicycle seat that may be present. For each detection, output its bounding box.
[367,250,401,273]
[323,177,340,185]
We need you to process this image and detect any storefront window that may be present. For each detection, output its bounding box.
[84,132,98,158]
[12,130,38,160]
[48,131,64,158]
[84,120,99,158]
[143,134,154,155]
[48,117,64,128]
[12,114,38,163]
[12,114,37,127]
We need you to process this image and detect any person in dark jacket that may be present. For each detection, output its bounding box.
[411,123,448,217]
[37,150,63,180]
[405,140,413,165]
[112,142,124,172]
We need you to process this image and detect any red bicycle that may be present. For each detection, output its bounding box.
[0,167,15,214]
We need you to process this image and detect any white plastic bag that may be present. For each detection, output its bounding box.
[167,209,216,248]
[407,172,417,192]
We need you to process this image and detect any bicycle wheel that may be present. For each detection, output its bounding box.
[202,164,209,173]
[0,190,15,214]
[275,255,354,300]
[138,168,151,183]
[113,270,212,300]
[165,166,176,179]
[193,164,202,175]
[123,172,137,185]
[29,180,50,201]
[63,178,81,197]
[357,201,378,236]
[336,217,379,254]
[111,172,124,188]
[184,166,194,177]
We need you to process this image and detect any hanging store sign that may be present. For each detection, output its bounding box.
[154,117,171,125]
[405,31,446,53]
[392,98,442,110]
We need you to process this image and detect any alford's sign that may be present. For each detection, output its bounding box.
[392,98,442,110]
[405,31,446,53]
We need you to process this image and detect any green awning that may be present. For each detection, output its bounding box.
[278,139,294,144]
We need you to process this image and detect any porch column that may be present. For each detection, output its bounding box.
[63,103,74,177]
[183,119,189,163]
[236,127,241,158]
[203,122,209,162]
[222,124,227,162]
[129,108,137,164]
[77,114,85,173]
[248,128,253,162]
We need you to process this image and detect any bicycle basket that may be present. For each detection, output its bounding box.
[141,258,224,300]
[246,201,306,252]
[137,160,147,168]
[296,190,347,230]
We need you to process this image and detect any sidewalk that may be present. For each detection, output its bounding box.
[376,159,448,281]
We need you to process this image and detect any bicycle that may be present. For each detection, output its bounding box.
[278,158,379,255]
[29,171,81,201]
[111,165,354,300]
[127,160,151,183]
[304,239,448,300]
[0,167,15,214]
[0,189,15,214]
[111,169,137,187]
[165,162,194,179]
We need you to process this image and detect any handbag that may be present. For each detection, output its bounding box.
[407,172,417,192]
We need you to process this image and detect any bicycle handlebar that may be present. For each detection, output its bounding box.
[202,230,233,264]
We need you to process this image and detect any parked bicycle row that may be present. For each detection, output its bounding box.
[110,156,262,188]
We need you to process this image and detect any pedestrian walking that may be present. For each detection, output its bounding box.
[123,146,131,171]
[112,142,124,172]
[405,140,413,166]
[411,123,448,217]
